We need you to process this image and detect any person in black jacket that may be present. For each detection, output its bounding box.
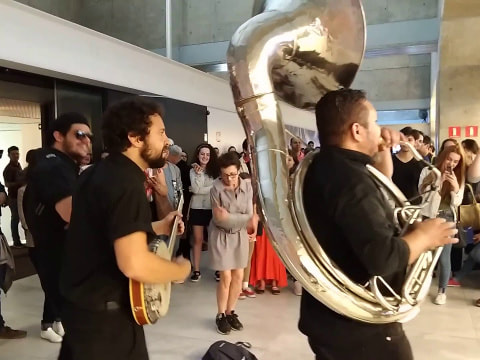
[301,89,458,360]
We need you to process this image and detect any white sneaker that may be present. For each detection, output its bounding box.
[53,321,65,337]
[434,293,447,305]
[293,281,302,296]
[41,327,63,343]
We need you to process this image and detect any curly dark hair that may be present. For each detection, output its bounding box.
[193,143,220,179]
[315,89,368,146]
[102,97,165,153]
[218,151,241,170]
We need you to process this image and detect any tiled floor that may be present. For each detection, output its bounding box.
[1,270,480,360]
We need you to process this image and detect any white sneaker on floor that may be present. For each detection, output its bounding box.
[293,281,302,296]
[434,293,447,305]
[41,327,63,343]
[53,321,65,337]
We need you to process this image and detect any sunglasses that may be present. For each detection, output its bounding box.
[75,130,94,141]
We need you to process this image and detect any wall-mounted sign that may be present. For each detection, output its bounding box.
[448,126,461,138]
[465,126,478,137]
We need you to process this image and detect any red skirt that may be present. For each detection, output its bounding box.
[249,232,288,288]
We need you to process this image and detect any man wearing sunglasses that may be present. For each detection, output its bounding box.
[24,112,92,343]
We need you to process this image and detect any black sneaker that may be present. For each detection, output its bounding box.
[190,271,201,282]
[214,271,220,282]
[226,311,243,331]
[216,313,231,335]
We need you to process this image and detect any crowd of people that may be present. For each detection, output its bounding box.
[0,92,478,360]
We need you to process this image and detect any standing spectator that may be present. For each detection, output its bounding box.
[189,144,220,282]
[3,146,24,247]
[176,149,192,261]
[290,137,305,162]
[419,144,465,305]
[209,152,254,335]
[0,178,27,339]
[24,113,92,342]
[392,128,425,204]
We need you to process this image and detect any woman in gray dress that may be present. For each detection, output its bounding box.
[209,152,255,335]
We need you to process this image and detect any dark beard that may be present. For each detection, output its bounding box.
[141,143,166,169]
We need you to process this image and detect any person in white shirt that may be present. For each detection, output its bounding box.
[419,143,465,305]
[189,144,220,282]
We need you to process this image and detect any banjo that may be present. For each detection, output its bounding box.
[129,180,184,325]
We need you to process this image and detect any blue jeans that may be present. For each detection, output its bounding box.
[455,244,480,281]
[437,209,455,290]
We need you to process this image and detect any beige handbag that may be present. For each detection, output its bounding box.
[459,184,480,230]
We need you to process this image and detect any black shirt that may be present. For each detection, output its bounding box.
[25,149,78,250]
[299,147,409,343]
[392,155,425,205]
[3,162,23,198]
[60,153,155,310]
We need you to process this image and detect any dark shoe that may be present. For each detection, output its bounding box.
[226,311,243,331]
[0,326,27,339]
[214,271,220,282]
[190,271,201,282]
[271,286,281,295]
[255,287,265,294]
[216,313,231,335]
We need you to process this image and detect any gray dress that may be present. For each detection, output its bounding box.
[208,177,253,271]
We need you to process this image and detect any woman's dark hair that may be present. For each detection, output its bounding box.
[439,138,459,154]
[315,89,368,146]
[193,143,220,178]
[218,151,241,170]
[462,139,479,154]
[102,97,165,153]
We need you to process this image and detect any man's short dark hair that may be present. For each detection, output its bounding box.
[399,126,413,136]
[242,138,249,152]
[7,146,19,155]
[218,151,241,170]
[410,129,422,141]
[102,97,165,153]
[308,141,314,146]
[315,89,368,146]
[423,135,432,146]
[47,112,90,146]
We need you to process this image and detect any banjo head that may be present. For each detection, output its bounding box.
[144,240,172,323]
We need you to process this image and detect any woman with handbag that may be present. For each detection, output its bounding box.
[419,144,466,305]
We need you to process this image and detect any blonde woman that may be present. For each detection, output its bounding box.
[419,144,465,305]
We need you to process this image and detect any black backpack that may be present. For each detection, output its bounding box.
[202,341,258,360]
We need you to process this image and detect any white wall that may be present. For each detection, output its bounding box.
[0,118,42,244]
[207,107,245,154]
[0,0,316,143]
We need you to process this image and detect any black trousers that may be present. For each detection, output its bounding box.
[58,303,148,360]
[307,323,413,360]
[35,246,63,327]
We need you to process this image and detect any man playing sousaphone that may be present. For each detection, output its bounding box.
[301,89,458,360]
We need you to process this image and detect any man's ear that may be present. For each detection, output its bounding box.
[53,130,64,143]
[351,123,363,142]
[127,132,143,149]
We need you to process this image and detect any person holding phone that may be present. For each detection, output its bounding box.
[419,144,466,305]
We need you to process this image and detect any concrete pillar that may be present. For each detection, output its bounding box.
[438,0,480,143]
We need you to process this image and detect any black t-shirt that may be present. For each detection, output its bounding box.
[300,147,409,344]
[24,148,78,250]
[392,155,425,205]
[60,153,155,310]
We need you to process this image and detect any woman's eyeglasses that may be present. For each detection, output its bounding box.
[75,130,94,141]
[221,172,239,179]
